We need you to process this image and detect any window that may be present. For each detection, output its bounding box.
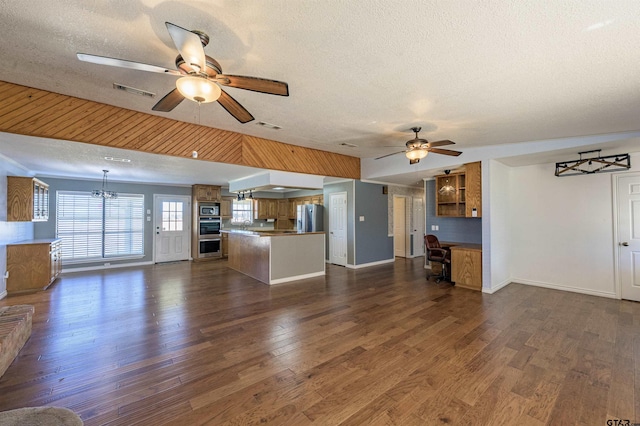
[56,191,144,262]
[161,201,184,231]
[231,199,253,224]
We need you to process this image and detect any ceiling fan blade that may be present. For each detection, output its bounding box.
[428,147,462,157]
[152,88,185,112]
[77,53,182,75]
[375,151,405,160]
[427,139,455,147]
[217,89,254,123]
[165,22,206,73]
[217,74,289,96]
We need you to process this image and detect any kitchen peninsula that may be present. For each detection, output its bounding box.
[225,230,325,285]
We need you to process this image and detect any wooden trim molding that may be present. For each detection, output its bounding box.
[0,80,360,179]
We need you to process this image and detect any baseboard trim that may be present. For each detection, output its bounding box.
[62,261,154,274]
[482,279,511,294]
[0,290,7,300]
[513,278,618,299]
[270,271,325,285]
[346,258,395,269]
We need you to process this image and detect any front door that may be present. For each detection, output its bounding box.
[154,195,191,263]
[329,192,347,266]
[616,173,640,301]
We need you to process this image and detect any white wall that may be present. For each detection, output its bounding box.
[507,152,640,298]
[482,159,512,293]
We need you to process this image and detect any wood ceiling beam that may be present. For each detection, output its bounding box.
[0,81,360,179]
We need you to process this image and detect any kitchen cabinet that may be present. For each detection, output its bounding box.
[220,198,233,218]
[435,162,481,218]
[276,200,291,230]
[7,239,61,294]
[286,195,324,220]
[465,161,482,218]
[7,176,49,222]
[193,184,221,202]
[221,232,229,257]
[435,172,465,217]
[254,199,278,219]
[451,245,482,291]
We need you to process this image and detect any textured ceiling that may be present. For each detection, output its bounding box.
[1,1,639,186]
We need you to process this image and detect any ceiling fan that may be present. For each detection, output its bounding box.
[77,22,289,123]
[375,127,462,164]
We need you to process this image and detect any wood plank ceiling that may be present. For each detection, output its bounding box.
[0,81,360,179]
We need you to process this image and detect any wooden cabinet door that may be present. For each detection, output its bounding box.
[220,198,232,217]
[7,177,49,222]
[268,200,278,218]
[194,185,221,201]
[465,161,482,218]
[288,199,297,219]
[310,195,323,205]
[451,248,482,290]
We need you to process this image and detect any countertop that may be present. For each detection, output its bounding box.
[8,238,61,246]
[222,229,324,237]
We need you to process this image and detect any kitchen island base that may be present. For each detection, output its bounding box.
[227,231,325,285]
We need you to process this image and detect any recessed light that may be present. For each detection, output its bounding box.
[257,121,282,130]
[104,156,131,163]
[272,187,285,190]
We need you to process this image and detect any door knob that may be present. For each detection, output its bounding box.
[620,242,629,246]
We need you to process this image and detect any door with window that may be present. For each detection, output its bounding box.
[154,195,190,263]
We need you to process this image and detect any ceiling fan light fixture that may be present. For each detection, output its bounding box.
[405,149,428,161]
[176,75,221,103]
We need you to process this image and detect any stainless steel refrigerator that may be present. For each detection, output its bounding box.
[296,204,323,232]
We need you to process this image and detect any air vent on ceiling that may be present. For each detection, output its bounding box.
[340,142,358,148]
[256,121,281,130]
[113,83,155,98]
[104,156,131,163]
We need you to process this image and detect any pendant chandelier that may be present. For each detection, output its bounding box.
[92,170,118,199]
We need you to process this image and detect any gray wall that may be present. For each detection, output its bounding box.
[323,180,354,265]
[354,181,394,264]
[425,179,482,244]
[0,157,35,297]
[34,176,192,270]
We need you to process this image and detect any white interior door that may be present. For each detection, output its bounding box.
[412,197,425,256]
[329,192,347,266]
[617,174,640,301]
[154,195,191,263]
[394,196,406,257]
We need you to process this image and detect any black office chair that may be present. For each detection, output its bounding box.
[424,234,451,283]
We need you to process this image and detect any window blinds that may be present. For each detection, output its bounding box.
[56,191,144,261]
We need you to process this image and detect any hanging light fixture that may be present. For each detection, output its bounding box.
[92,170,118,199]
[438,170,456,196]
[175,75,221,103]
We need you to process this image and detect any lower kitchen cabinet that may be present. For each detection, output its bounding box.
[6,239,61,294]
[450,245,482,291]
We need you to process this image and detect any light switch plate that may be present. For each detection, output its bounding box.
[359,216,365,222]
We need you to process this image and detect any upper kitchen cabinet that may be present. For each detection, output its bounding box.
[464,161,482,218]
[435,162,481,218]
[193,184,221,202]
[7,176,49,222]
[220,197,233,218]
[254,199,278,220]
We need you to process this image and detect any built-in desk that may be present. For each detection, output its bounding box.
[430,241,483,291]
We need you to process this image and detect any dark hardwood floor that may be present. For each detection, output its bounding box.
[0,258,638,425]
